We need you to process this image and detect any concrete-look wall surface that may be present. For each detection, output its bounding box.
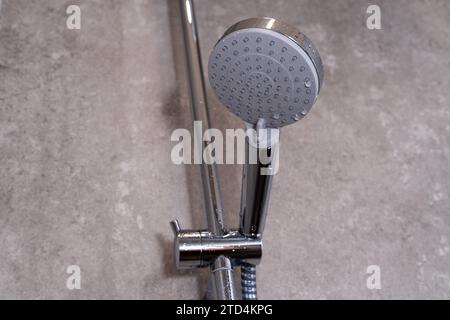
[0,0,449,299]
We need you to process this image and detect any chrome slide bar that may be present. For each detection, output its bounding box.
[174,0,237,300]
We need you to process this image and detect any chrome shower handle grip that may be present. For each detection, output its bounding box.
[239,120,280,238]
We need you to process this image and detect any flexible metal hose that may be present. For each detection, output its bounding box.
[241,264,257,300]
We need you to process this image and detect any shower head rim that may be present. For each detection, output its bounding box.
[208,17,325,128]
[216,17,324,92]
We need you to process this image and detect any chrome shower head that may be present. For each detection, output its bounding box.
[208,17,324,128]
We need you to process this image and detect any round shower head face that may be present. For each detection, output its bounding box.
[208,18,324,128]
